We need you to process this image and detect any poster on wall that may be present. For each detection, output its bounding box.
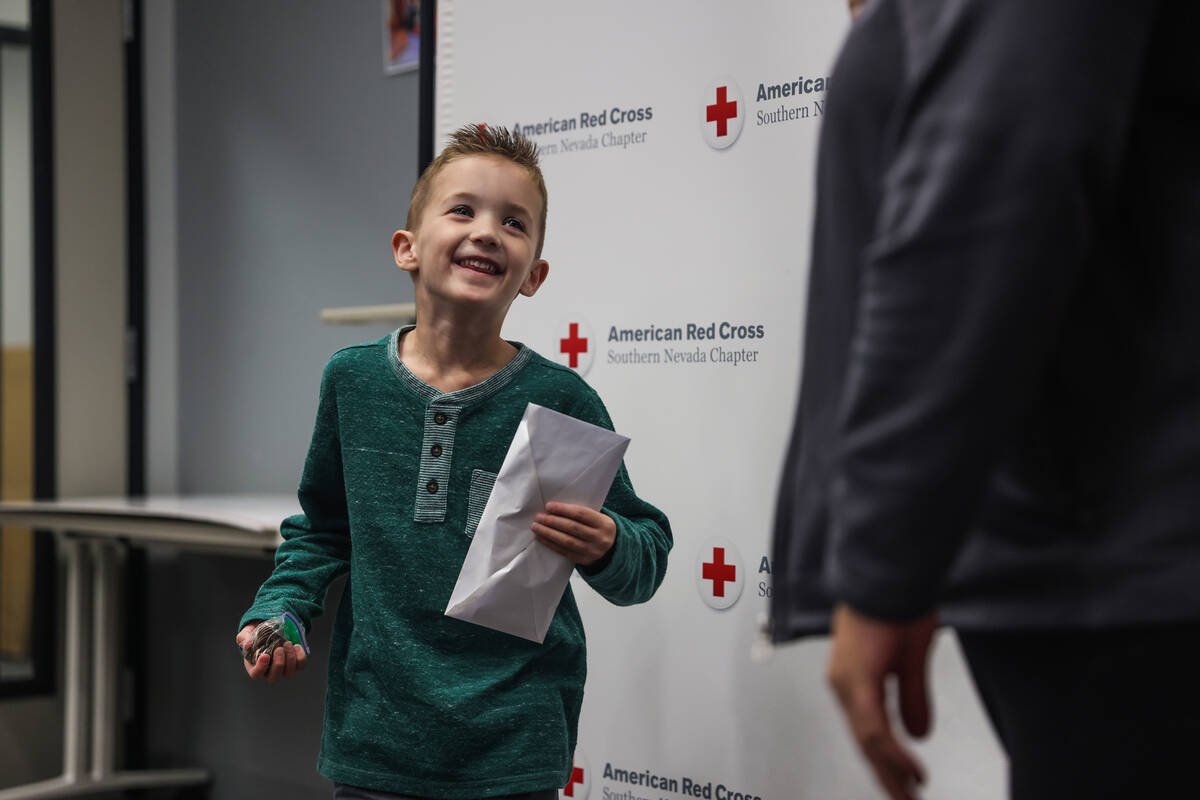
[435,2,1005,798]
[383,0,420,74]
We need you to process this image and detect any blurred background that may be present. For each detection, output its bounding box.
[0,1,418,794]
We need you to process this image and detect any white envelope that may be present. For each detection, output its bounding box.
[444,403,630,642]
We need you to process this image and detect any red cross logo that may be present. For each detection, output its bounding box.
[560,322,589,369]
[702,547,737,597]
[696,539,744,609]
[564,766,585,797]
[706,86,738,137]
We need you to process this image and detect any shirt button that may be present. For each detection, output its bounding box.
[434,412,447,425]
[430,444,443,458]
[426,479,439,494]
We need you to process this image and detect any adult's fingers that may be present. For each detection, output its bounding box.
[865,744,925,800]
[851,697,924,800]
[898,624,935,738]
[831,671,924,800]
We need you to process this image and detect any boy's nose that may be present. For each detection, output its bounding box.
[469,217,500,247]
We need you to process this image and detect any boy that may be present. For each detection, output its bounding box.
[235,124,672,800]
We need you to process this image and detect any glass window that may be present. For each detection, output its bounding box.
[1,11,51,697]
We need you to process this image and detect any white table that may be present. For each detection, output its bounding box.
[0,495,298,800]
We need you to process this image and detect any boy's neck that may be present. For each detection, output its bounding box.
[398,317,518,394]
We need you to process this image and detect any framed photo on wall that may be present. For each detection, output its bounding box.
[383,0,420,75]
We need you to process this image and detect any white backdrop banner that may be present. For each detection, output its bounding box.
[435,3,1004,798]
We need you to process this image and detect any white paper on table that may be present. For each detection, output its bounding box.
[444,402,630,643]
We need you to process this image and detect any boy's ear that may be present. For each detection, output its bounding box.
[519,259,550,297]
[392,230,418,273]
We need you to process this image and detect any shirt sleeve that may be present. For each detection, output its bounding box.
[570,390,673,606]
[239,358,352,632]
[828,0,1158,620]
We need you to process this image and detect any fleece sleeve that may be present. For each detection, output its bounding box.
[569,391,673,606]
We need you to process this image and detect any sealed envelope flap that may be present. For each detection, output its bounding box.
[444,403,630,642]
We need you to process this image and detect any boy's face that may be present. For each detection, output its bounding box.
[393,155,548,320]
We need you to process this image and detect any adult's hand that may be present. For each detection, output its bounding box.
[827,603,938,800]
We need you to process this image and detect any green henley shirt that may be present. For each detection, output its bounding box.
[239,329,672,798]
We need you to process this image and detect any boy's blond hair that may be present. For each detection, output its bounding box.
[406,124,549,258]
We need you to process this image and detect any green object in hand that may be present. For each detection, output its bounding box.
[243,612,310,663]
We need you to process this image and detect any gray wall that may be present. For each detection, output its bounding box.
[176,0,416,495]
[55,0,127,498]
[145,0,179,495]
[146,2,419,797]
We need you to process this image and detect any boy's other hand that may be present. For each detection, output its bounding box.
[532,502,615,566]
[235,622,307,684]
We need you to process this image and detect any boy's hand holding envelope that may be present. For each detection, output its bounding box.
[444,403,631,642]
[531,502,616,566]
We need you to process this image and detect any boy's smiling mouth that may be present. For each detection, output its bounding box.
[456,255,503,276]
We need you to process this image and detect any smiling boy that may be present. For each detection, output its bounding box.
[235,125,672,800]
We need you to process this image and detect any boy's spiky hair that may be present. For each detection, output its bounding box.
[406,124,549,258]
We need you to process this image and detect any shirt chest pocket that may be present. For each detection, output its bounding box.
[464,469,497,539]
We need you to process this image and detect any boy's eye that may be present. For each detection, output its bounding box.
[450,205,473,217]
[504,217,526,232]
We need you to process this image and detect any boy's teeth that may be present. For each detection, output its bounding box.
[461,258,497,274]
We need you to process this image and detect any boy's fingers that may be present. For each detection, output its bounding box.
[263,653,277,684]
[534,527,600,563]
[532,524,583,556]
[234,625,255,651]
[532,519,571,545]
[543,503,602,525]
[279,644,292,679]
[534,526,608,566]
[282,642,298,679]
[534,513,599,545]
[246,651,270,680]
[244,647,307,682]
[538,519,599,551]
[267,646,289,684]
